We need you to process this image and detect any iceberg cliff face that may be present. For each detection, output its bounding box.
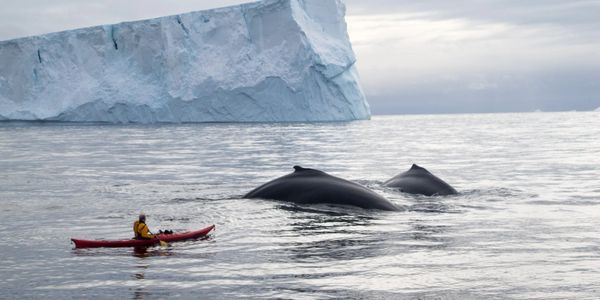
[0,0,369,123]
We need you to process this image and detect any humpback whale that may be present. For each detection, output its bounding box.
[245,166,399,211]
[385,164,457,196]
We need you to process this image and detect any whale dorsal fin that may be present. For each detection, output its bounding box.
[410,164,425,170]
[293,166,326,176]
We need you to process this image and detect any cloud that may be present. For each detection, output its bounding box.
[345,0,600,27]
[344,1,600,113]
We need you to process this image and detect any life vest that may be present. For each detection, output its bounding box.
[133,220,154,239]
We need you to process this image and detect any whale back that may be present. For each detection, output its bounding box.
[244,166,399,211]
[384,164,457,196]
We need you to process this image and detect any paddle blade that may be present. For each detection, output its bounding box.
[159,240,169,247]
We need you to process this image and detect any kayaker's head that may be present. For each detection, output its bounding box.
[139,213,146,223]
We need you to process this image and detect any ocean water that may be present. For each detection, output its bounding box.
[1,112,599,299]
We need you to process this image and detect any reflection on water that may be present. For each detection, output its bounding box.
[408,219,452,250]
[132,265,148,300]
[132,247,173,258]
[279,206,382,262]
[279,204,377,228]
[272,203,455,262]
[132,288,149,300]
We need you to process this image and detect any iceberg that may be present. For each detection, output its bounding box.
[0,0,369,123]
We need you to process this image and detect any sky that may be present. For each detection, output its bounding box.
[1,0,599,114]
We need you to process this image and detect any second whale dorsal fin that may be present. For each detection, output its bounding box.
[408,164,440,178]
[409,164,432,174]
[410,164,425,171]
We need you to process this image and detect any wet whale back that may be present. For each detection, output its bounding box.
[244,166,399,211]
[384,164,457,196]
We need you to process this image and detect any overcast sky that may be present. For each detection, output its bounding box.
[1,0,599,114]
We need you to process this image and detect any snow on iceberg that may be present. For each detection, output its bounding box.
[0,0,370,123]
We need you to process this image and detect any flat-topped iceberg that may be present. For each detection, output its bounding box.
[0,0,369,123]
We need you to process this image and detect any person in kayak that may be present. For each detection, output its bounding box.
[133,213,155,240]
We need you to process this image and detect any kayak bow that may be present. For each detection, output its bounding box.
[71,224,215,248]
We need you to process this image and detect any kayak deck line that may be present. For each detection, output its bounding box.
[71,224,215,248]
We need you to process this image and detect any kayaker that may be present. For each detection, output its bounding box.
[133,213,155,240]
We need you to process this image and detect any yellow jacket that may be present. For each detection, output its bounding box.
[133,221,155,239]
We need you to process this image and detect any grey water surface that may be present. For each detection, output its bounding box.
[1,112,599,299]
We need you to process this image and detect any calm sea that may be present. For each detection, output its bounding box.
[1,112,599,299]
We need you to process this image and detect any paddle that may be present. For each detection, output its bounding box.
[154,232,169,247]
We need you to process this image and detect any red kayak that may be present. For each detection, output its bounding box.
[71,224,215,248]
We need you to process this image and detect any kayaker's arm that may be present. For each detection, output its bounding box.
[138,223,155,239]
